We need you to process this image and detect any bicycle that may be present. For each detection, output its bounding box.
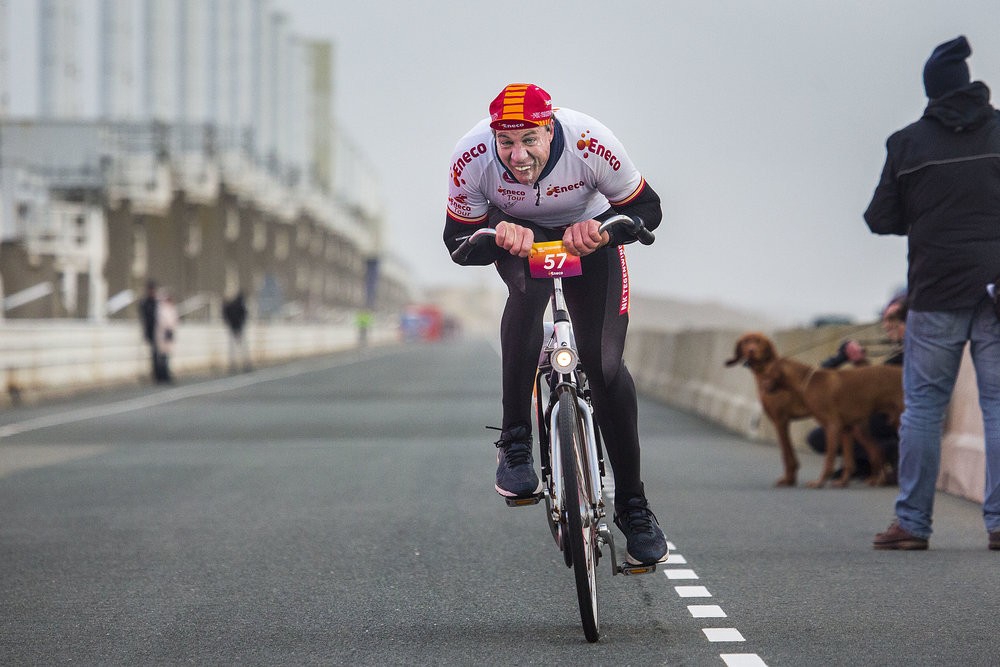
[451,214,662,642]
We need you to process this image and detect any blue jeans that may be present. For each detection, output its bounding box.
[895,301,1000,538]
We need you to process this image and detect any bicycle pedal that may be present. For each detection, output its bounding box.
[503,493,543,507]
[618,561,659,576]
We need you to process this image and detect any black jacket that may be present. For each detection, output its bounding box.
[864,82,1000,311]
[140,296,157,343]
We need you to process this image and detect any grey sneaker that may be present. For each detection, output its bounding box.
[614,496,668,565]
[494,425,541,498]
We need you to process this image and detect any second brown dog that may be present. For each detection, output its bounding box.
[726,332,902,488]
[760,339,902,488]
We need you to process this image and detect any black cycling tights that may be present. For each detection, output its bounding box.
[495,238,643,507]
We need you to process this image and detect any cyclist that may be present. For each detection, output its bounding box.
[443,83,667,564]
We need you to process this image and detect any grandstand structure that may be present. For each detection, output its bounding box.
[0,0,412,322]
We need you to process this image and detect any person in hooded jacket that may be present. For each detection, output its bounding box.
[865,36,1000,551]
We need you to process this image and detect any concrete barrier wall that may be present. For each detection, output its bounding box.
[3,321,985,505]
[0,319,396,407]
[625,327,986,504]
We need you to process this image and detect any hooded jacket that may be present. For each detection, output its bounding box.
[864,81,1000,311]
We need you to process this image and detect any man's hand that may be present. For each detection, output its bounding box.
[563,219,609,256]
[495,220,534,257]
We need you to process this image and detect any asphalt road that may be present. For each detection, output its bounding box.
[1,339,998,666]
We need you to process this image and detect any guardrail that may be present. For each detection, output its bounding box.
[0,319,396,407]
[624,326,986,506]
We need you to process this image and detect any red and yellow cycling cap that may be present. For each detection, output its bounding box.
[489,83,553,131]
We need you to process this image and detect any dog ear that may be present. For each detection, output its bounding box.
[724,339,746,367]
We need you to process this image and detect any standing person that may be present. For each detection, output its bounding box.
[223,291,252,373]
[138,280,162,383]
[443,83,667,564]
[864,36,1000,551]
[154,293,179,384]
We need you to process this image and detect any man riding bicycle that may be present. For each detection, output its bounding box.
[443,83,667,564]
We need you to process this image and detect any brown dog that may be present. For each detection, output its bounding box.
[726,332,903,488]
[756,341,902,488]
[725,332,812,487]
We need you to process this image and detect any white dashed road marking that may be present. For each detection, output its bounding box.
[688,605,727,618]
[663,568,699,579]
[721,654,769,667]
[703,628,745,642]
[662,546,767,665]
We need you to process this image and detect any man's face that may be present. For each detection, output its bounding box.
[495,125,553,185]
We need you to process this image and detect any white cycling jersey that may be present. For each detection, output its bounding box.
[447,107,646,228]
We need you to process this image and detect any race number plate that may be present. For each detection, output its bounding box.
[528,241,582,279]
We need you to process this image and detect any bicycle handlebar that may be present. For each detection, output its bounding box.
[599,214,655,246]
[450,215,654,264]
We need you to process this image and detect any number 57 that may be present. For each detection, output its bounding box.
[544,252,567,271]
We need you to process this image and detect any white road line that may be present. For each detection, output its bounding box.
[664,543,768,665]
[721,655,768,667]
[688,605,727,618]
[663,568,699,580]
[0,350,391,439]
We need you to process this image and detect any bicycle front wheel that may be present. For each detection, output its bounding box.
[558,389,600,642]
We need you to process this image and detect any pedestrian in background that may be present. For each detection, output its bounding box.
[138,280,162,383]
[154,292,179,384]
[223,291,252,372]
[865,35,1000,551]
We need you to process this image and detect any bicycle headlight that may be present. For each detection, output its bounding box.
[551,347,577,373]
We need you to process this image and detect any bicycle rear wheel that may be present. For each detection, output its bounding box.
[558,389,600,642]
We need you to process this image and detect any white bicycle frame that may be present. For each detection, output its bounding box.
[544,275,605,533]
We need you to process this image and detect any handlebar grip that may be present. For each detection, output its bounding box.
[450,228,497,263]
[600,214,655,245]
[451,240,476,264]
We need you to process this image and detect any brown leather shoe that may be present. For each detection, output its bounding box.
[989,531,1000,551]
[873,520,928,550]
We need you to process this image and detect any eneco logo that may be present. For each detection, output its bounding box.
[545,181,585,197]
[451,142,488,187]
[497,186,526,203]
[448,194,473,214]
[575,130,622,171]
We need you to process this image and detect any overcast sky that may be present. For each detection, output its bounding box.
[268,0,1000,326]
[8,1,1000,325]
